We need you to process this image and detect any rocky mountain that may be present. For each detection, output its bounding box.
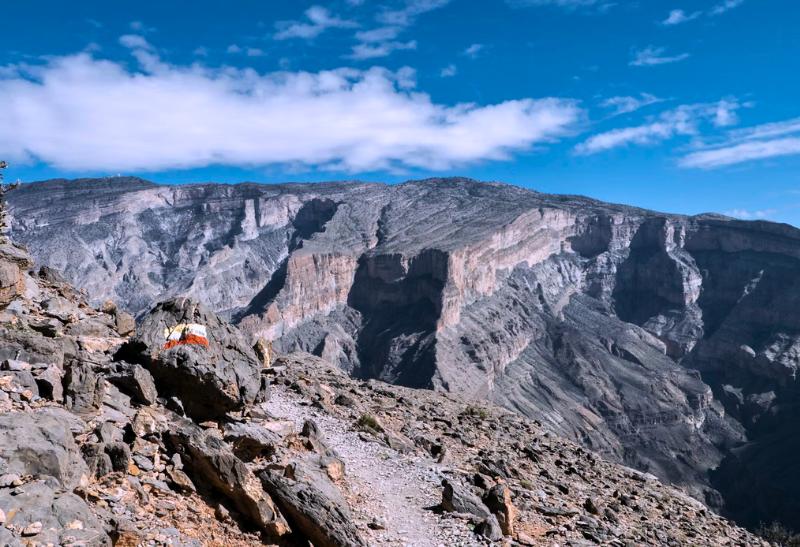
[0,238,765,546]
[8,176,800,533]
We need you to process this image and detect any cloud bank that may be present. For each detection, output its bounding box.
[0,39,581,173]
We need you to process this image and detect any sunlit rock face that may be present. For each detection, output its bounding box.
[11,176,800,529]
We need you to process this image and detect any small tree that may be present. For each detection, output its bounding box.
[0,161,19,243]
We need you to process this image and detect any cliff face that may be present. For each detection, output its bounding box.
[9,176,800,530]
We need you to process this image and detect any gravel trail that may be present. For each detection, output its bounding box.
[266,388,480,547]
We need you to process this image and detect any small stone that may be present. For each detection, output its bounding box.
[67,519,84,530]
[0,473,21,487]
[584,497,601,515]
[368,517,386,530]
[0,507,5,524]
[215,503,231,522]
[22,521,43,536]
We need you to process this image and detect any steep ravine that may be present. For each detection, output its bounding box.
[9,176,800,533]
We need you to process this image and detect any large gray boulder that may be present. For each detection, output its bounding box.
[163,414,289,537]
[0,407,88,489]
[128,298,267,420]
[259,460,367,547]
[0,477,111,545]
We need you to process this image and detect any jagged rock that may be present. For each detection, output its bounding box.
[222,421,283,461]
[163,414,289,536]
[82,443,114,478]
[259,461,367,547]
[0,477,110,545]
[63,361,104,416]
[474,515,503,540]
[33,363,64,401]
[115,310,136,337]
[441,478,491,519]
[105,442,132,472]
[125,298,268,420]
[483,483,517,535]
[0,407,88,488]
[0,242,31,308]
[107,361,158,405]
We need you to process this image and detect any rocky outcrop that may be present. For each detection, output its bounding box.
[123,297,268,420]
[9,177,800,532]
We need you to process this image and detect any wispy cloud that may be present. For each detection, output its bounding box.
[724,208,776,220]
[274,6,357,40]
[440,64,457,77]
[463,44,485,59]
[599,93,663,115]
[576,100,742,155]
[682,138,800,169]
[630,46,690,66]
[506,0,609,9]
[0,37,582,173]
[710,0,745,16]
[661,9,702,25]
[680,116,800,169]
[376,0,451,26]
[348,40,417,59]
[351,0,450,59]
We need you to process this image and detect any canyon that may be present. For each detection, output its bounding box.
[8,176,800,533]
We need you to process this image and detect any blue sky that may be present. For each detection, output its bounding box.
[2,0,800,223]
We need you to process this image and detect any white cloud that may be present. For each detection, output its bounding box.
[355,27,403,43]
[507,0,604,7]
[681,138,800,169]
[662,9,702,25]
[710,0,745,16]
[599,93,662,115]
[353,1,450,60]
[723,208,776,220]
[376,0,451,27]
[119,35,152,51]
[680,115,800,169]
[463,44,485,59]
[0,43,582,173]
[630,46,690,66]
[440,64,457,77]
[576,100,742,155]
[348,40,417,59]
[274,6,357,40]
[227,44,266,57]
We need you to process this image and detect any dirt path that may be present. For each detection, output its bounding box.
[266,388,480,547]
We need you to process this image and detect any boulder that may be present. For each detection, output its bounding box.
[107,361,157,405]
[125,298,267,420]
[483,483,517,535]
[259,460,367,547]
[222,421,284,462]
[441,478,491,519]
[0,242,31,308]
[63,361,104,417]
[164,414,289,536]
[0,477,111,545]
[0,408,89,489]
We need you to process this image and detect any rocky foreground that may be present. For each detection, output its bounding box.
[0,232,766,544]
